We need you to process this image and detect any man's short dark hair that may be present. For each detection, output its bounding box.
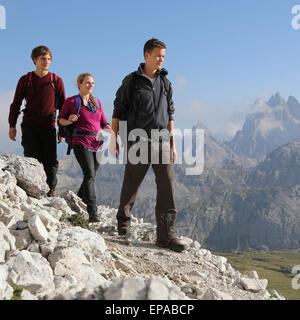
[143,38,166,56]
[31,45,52,63]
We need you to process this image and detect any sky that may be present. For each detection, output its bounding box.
[1,0,300,153]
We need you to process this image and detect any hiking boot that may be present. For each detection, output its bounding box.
[47,188,56,197]
[118,227,129,236]
[155,238,187,253]
[88,214,101,223]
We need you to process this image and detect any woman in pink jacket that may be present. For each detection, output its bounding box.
[58,73,112,222]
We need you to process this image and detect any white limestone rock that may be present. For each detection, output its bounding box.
[49,197,75,217]
[60,190,88,218]
[40,242,56,258]
[179,236,194,247]
[201,288,233,300]
[20,289,38,300]
[240,277,268,292]
[28,215,49,244]
[0,199,13,215]
[1,154,49,198]
[191,240,201,250]
[182,270,206,283]
[146,276,188,300]
[16,221,28,230]
[27,240,41,253]
[0,265,13,300]
[48,247,108,290]
[246,270,259,280]
[211,255,227,273]
[0,221,16,263]
[269,289,285,300]
[51,275,84,300]
[112,252,136,273]
[44,207,63,221]
[10,228,33,250]
[0,171,17,196]
[104,278,147,300]
[56,226,108,259]
[23,205,59,230]
[7,250,55,297]
[0,203,25,230]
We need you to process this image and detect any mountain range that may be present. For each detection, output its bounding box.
[227,92,300,163]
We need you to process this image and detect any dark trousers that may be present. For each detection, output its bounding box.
[117,141,177,243]
[73,145,102,216]
[21,122,58,189]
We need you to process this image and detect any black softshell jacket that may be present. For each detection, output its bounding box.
[113,64,175,133]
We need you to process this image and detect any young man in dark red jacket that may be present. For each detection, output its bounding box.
[8,46,66,196]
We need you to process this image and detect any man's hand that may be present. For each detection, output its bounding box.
[109,135,120,158]
[9,127,16,141]
[171,146,177,163]
[58,136,64,144]
[109,118,120,158]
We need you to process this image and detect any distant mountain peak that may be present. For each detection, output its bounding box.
[287,95,300,107]
[254,97,265,105]
[194,120,208,130]
[267,92,286,107]
[287,96,300,120]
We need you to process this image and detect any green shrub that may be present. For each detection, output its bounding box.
[8,282,23,300]
[67,213,90,229]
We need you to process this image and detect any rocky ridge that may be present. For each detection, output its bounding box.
[0,154,284,300]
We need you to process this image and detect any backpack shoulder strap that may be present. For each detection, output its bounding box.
[160,74,172,103]
[49,72,59,110]
[20,72,33,114]
[23,72,33,95]
[49,72,58,90]
[66,95,81,155]
[74,95,81,115]
[25,72,33,88]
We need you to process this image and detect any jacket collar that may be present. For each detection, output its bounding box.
[137,63,168,77]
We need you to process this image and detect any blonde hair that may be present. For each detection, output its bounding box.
[77,73,101,111]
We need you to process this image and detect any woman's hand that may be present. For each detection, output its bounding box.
[58,116,78,126]
[103,124,113,134]
[68,114,79,122]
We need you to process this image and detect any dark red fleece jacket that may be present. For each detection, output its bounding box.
[9,72,66,128]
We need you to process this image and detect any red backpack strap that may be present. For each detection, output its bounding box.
[25,72,32,88]
[49,73,59,110]
[23,72,33,100]
[49,72,57,90]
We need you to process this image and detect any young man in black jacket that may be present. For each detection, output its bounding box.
[109,38,186,252]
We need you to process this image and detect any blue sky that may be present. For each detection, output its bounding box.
[1,0,300,141]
